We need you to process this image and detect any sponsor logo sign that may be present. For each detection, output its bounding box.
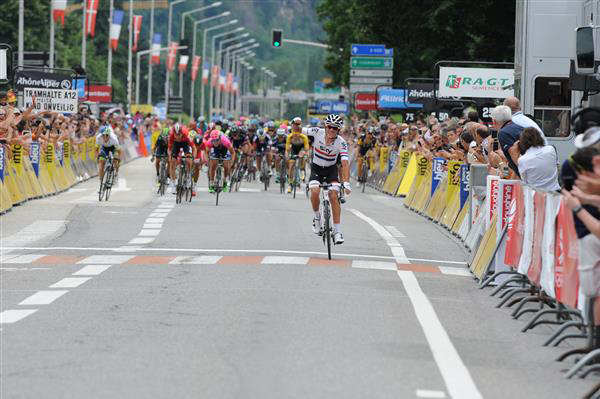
[377,88,423,110]
[86,85,112,102]
[15,70,72,90]
[439,67,514,98]
[431,157,446,196]
[459,164,470,209]
[30,142,40,177]
[0,145,4,181]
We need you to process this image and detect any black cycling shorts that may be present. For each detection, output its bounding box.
[309,163,339,187]
[171,141,191,157]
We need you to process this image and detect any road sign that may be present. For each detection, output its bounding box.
[350,44,393,57]
[350,69,393,77]
[350,76,392,85]
[350,57,393,70]
[23,87,78,114]
[350,84,390,93]
[167,96,183,114]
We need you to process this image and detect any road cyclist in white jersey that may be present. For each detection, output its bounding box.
[303,114,351,244]
[95,125,122,184]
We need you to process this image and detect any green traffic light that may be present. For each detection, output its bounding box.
[274,41,280,47]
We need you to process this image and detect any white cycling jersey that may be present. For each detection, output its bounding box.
[303,127,348,168]
[96,132,120,148]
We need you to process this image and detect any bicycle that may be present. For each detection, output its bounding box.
[155,154,168,196]
[231,152,248,192]
[279,154,287,194]
[288,155,301,198]
[317,182,344,260]
[259,152,270,191]
[213,157,226,206]
[175,152,192,204]
[98,152,115,202]
[360,157,369,193]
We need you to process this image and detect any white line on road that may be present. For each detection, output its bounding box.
[128,238,155,244]
[1,220,66,254]
[139,229,160,237]
[149,213,169,218]
[348,209,410,264]
[261,256,309,265]
[0,309,38,324]
[50,277,92,288]
[146,218,165,223]
[0,254,46,263]
[2,246,465,264]
[438,267,472,277]
[416,389,446,398]
[73,265,112,276]
[384,225,406,238]
[143,224,163,229]
[352,260,397,271]
[398,271,482,399]
[19,290,69,305]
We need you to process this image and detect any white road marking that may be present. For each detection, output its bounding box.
[416,389,446,398]
[157,204,174,208]
[0,267,51,271]
[19,290,69,305]
[77,255,134,264]
[438,267,471,277]
[4,246,464,264]
[348,209,410,264]
[104,211,138,214]
[1,220,65,254]
[0,254,46,263]
[128,237,155,244]
[116,246,143,251]
[397,271,482,399]
[73,265,111,276]
[50,277,92,288]
[143,223,163,229]
[261,256,309,265]
[169,256,222,264]
[149,213,169,218]
[66,188,87,193]
[146,218,164,223]
[384,225,406,238]
[0,309,38,324]
[352,260,397,271]
[139,229,161,237]
[112,178,131,192]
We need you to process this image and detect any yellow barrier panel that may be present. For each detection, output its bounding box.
[0,179,13,213]
[425,177,448,220]
[410,168,433,212]
[440,188,461,228]
[62,141,77,186]
[12,144,23,175]
[4,159,27,205]
[383,150,410,194]
[23,157,43,198]
[379,146,389,174]
[452,199,470,235]
[469,214,498,279]
[397,153,421,197]
[11,144,37,200]
[446,161,461,204]
[39,144,58,195]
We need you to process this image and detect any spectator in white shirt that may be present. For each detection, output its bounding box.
[509,127,560,191]
[503,96,548,144]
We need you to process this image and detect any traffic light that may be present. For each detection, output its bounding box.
[272,29,282,48]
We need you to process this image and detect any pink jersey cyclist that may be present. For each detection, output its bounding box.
[205,130,234,160]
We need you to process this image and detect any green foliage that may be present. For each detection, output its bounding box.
[317,0,516,87]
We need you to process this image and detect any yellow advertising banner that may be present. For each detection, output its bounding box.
[11,144,23,175]
[379,146,389,173]
[446,161,462,203]
[131,104,154,115]
[63,141,71,159]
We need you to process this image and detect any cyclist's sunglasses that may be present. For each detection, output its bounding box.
[326,125,339,131]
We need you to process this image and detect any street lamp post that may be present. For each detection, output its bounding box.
[232,52,255,114]
[165,0,188,113]
[208,26,243,116]
[136,45,188,104]
[203,20,239,118]
[180,2,222,40]
[225,44,258,113]
[189,11,230,119]
[217,38,254,113]
[214,32,250,113]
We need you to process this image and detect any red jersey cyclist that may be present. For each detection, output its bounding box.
[167,123,196,194]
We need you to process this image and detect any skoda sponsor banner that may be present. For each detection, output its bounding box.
[354,92,377,111]
[15,70,72,90]
[438,67,514,99]
[377,88,423,110]
[23,87,78,114]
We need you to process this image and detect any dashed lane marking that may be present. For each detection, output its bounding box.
[384,225,406,238]
[352,260,397,271]
[128,238,155,244]
[0,254,46,263]
[19,290,69,305]
[0,309,38,324]
[416,389,446,398]
[261,256,309,265]
[50,277,92,288]
[73,265,112,276]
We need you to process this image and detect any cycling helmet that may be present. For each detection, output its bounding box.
[99,125,113,136]
[324,114,343,129]
[266,120,275,129]
[276,128,286,136]
[161,127,170,137]
[210,130,221,140]
[188,130,197,139]
[229,125,239,134]
[197,116,205,122]
[240,126,248,133]
[249,119,259,129]
[222,120,229,130]
[292,116,302,125]
[256,128,266,138]
[193,136,203,145]
[173,122,182,134]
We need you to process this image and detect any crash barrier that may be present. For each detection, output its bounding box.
[0,136,140,214]
[353,148,600,382]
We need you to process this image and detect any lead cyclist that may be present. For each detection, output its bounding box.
[304,114,351,244]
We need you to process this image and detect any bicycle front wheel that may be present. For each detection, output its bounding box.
[215,166,222,206]
[98,172,106,201]
[104,166,114,201]
[323,202,332,260]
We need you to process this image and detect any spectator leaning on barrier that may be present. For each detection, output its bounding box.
[506,127,560,191]
[493,105,524,176]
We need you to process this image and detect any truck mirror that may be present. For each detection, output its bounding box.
[576,26,595,74]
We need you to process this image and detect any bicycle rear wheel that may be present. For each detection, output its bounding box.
[279,160,286,194]
[292,165,298,199]
[215,166,222,206]
[361,163,368,193]
[98,172,106,201]
[323,201,332,260]
[176,166,184,204]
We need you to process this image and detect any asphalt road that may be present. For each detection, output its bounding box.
[0,158,596,399]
